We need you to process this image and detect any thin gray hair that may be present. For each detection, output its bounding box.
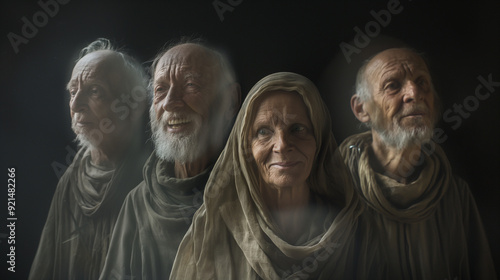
[77,38,149,101]
[353,48,440,128]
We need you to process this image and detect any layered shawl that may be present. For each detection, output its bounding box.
[99,154,213,279]
[340,131,497,279]
[171,72,363,280]
[29,144,148,280]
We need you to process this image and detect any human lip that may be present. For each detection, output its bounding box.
[75,119,93,127]
[403,112,425,118]
[269,161,300,168]
[165,117,192,131]
[168,118,191,126]
[401,107,428,118]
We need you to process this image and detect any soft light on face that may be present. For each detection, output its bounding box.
[251,91,317,190]
[364,48,436,149]
[67,50,129,149]
[150,43,223,163]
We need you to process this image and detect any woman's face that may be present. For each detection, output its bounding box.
[250,91,317,190]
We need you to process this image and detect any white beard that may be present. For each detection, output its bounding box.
[71,117,97,150]
[371,104,434,150]
[150,106,207,163]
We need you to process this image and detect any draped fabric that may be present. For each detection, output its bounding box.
[29,144,148,280]
[340,131,497,280]
[171,72,363,280]
[99,153,213,280]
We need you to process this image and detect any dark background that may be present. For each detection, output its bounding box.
[1,0,499,279]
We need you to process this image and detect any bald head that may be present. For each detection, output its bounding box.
[356,48,432,102]
[157,43,219,70]
[71,50,125,94]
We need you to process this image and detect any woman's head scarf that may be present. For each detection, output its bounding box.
[171,72,362,280]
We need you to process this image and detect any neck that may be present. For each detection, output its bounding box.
[370,131,423,184]
[89,146,120,168]
[261,182,311,243]
[174,155,211,179]
[88,133,136,169]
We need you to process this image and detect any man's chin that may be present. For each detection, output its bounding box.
[74,134,96,149]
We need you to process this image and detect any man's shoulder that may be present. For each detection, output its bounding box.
[116,180,153,225]
[338,131,371,157]
[445,175,473,200]
[124,180,150,203]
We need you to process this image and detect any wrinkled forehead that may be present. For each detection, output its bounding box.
[70,50,123,80]
[250,90,311,126]
[154,44,220,79]
[366,48,430,80]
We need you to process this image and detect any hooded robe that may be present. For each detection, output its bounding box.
[171,72,363,280]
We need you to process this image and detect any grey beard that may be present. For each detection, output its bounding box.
[150,107,207,164]
[73,133,94,150]
[71,118,96,150]
[373,118,433,151]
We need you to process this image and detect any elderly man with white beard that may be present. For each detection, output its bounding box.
[99,40,240,280]
[339,48,497,279]
[29,38,150,280]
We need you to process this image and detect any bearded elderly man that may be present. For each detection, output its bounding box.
[29,38,150,280]
[340,48,497,279]
[99,40,240,280]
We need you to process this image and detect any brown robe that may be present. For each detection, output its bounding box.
[340,131,497,280]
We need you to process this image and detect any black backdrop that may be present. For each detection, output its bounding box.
[1,0,499,279]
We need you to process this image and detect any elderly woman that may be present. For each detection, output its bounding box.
[170,72,362,279]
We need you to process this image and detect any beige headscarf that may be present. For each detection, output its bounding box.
[171,72,363,280]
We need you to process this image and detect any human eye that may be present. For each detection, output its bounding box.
[292,124,314,139]
[185,81,200,92]
[68,87,77,97]
[90,85,102,96]
[291,124,306,133]
[416,77,430,91]
[155,85,166,94]
[154,84,169,99]
[256,127,272,137]
[384,80,401,94]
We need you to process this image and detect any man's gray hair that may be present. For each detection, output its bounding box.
[77,38,149,101]
[353,48,440,128]
[354,60,373,103]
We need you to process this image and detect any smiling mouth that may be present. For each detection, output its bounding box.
[405,113,424,117]
[166,118,191,129]
[270,161,300,168]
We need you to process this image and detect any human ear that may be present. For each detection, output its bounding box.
[351,94,371,123]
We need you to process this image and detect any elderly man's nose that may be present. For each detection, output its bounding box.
[402,81,421,103]
[70,90,88,112]
[162,86,184,111]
